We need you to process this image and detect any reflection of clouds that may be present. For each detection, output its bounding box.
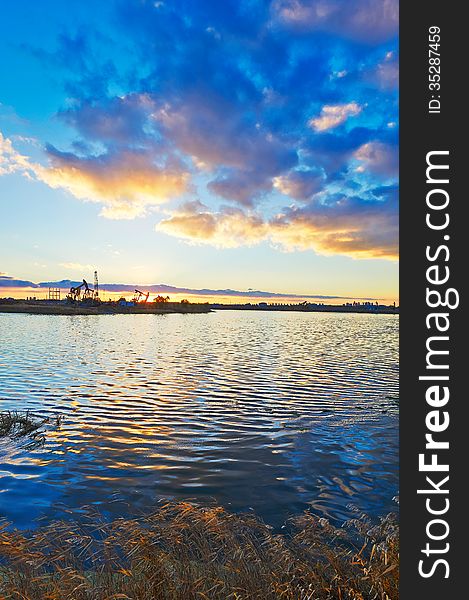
[285,413,398,521]
[1,311,398,527]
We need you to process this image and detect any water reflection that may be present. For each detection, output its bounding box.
[0,311,398,528]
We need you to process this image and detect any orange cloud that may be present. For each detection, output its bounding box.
[0,133,188,219]
[2,131,398,260]
[269,214,398,259]
[157,193,398,260]
[157,202,268,248]
[36,150,188,219]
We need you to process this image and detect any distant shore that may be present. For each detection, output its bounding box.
[0,300,211,315]
[212,302,399,315]
[0,299,398,316]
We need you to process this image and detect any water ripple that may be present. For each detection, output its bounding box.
[0,310,398,527]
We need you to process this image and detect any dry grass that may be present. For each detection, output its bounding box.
[0,410,63,448]
[0,502,398,599]
[0,411,49,449]
[0,410,45,438]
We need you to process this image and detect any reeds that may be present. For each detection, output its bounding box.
[0,410,46,438]
[0,502,398,599]
[0,410,62,447]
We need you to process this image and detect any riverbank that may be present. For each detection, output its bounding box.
[0,502,398,600]
[0,299,398,316]
[212,303,398,315]
[0,300,211,315]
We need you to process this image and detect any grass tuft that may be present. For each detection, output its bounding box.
[0,410,63,447]
[0,410,45,437]
[0,502,398,599]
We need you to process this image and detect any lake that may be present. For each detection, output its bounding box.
[0,310,398,528]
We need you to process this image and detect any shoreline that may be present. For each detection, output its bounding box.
[0,300,398,316]
[213,304,398,315]
[0,301,211,316]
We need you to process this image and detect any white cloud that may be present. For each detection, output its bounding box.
[308,102,362,132]
[0,132,30,175]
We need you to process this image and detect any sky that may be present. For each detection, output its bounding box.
[0,0,399,303]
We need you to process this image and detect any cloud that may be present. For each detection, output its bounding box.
[301,126,373,176]
[270,188,398,259]
[153,96,298,204]
[158,186,398,260]
[207,169,275,207]
[0,132,189,219]
[58,94,155,145]
[354,141,398,177]
[273,169,325,200]
[5,0,398,259]
[308,102,362,132]
[40,146,189,219]
[157,201,268,247]
[271,0,399,44]
[0,132,30,175]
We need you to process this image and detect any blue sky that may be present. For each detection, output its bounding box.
[0,0,398,301]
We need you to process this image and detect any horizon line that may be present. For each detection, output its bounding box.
[0,275,391,302]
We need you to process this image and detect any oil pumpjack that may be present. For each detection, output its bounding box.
[67,270,100,303]
[133,289,150,304]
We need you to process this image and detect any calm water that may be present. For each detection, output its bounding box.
[0,311,398,528]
